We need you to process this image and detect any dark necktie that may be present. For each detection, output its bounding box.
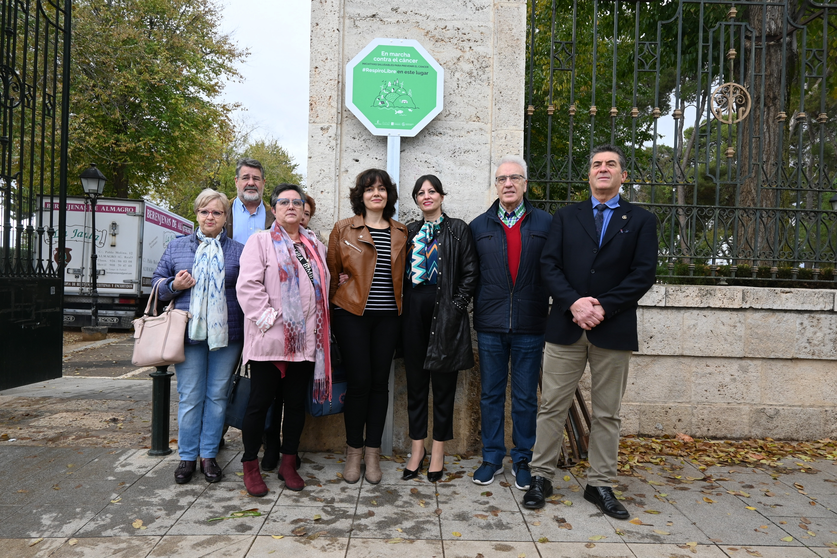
[594,203,608,240]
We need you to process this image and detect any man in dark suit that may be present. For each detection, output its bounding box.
[521,144,657,518]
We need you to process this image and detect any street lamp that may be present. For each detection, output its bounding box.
[80,164,106,335]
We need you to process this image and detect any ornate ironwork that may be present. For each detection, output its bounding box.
[525,0,837,285]
[0,0,71,389]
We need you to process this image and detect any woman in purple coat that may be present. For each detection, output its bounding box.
[152,189,244,485]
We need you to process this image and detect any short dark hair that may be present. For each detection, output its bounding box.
[348,169,397,220]
[270,183,306,209]
[304,194,317,217]
[236,158,264,179]
[589,144,627,172]
[412,174,447,203]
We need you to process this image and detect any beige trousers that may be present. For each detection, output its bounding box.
[530,332,631,486]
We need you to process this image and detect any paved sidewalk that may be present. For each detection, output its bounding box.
[1,377,836,557]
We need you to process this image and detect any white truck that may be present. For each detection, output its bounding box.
[41,196,193,329]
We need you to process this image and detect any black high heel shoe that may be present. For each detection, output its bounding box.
[427,453,445,483]
[401,448,427,480]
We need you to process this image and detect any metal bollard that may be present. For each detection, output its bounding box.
[148,365,174,456]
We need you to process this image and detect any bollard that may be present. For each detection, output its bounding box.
[148,365,174,456]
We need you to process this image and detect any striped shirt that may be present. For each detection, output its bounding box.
[364,226,398,312]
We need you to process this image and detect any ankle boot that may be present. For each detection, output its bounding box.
[343,446,363,484]
[242,459,268,497]
[364,446,382,484]
[277,453,304,491]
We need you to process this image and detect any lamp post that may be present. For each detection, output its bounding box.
[80,164,107,340]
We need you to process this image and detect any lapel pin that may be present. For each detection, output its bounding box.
[622,215,627,219]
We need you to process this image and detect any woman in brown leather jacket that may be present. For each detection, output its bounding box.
[326,168,408,484]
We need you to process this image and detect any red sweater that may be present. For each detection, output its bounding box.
[502,214,526,284]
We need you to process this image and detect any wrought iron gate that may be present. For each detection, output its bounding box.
[0,0,71,390]
[525,0,837,284]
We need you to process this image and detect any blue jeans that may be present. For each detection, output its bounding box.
[477,332,544,465]
[174,340,243,461]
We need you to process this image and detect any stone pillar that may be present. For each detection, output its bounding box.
[302,0,528,454]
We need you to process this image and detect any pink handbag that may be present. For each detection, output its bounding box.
[131,280,192,367]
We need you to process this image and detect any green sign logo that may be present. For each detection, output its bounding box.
[346,39,444,137]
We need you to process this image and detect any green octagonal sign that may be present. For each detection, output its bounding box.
[346,38,444,137]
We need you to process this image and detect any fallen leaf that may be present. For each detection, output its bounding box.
[781,536,794,542]
[703,497,714,504]
[292,527,307,536]
[452,531,462,537]
[532,521,541,526]
[615,529,625,535]
[629,518,643,525]
[676,433,694,442]
[386,538,404,544]
[563,475,571,482]
[68,539,78,546]
[29,538,43,547]
[410,488,418,494]
[746,506,757,510]
[589,535,606,541]
[645,510,661,514]
[654,530,671,535]
[111,497,122,504]
[562,500,573,506]
[418,499,426,507]
[271,535,284,539]
[480,491,493,497]
[538,537,549,543]
[313,514,322,521]
[585,543,596,548]
[474,514,489,520]
[132,519,144,529]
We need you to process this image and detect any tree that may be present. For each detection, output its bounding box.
[68,0,246,199]
[157,128,304,223]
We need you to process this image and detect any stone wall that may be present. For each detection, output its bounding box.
[620,285,837,440]
[306,0,528,236]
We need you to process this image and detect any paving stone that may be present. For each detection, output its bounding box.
[435,479,522,512]
[717,545,824,557]
[0,506,101,538]
[0,536,67,558]
[345,538,443,557]
[769,515,837,547]
[260,504,354,538]
[246,535,348,557]
[439,507,531,542]
[350,506,442,540]
[624,542,728,556]
[45,536,159,557]
[147,535,254,557]
[444,539,539,558]
[166,489,271,536]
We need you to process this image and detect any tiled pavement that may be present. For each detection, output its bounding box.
[1,378,836,557]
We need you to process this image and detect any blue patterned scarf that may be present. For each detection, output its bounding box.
[410,215,444,285]
[188,230,228,350]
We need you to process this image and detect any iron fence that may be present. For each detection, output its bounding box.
[525,0,837,285]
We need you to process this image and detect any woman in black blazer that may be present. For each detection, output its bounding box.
[401,175,478,482]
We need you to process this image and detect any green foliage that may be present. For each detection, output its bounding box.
[657,262,836,288]
[68,0,246,199]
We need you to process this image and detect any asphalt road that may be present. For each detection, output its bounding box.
[63,332,144,378]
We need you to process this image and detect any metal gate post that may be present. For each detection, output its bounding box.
[148,365,174,456]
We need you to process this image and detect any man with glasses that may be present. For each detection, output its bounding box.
[226,158,275,245]
[521,144,656,519]
[469,155,552,490]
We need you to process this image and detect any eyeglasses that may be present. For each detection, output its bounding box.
[495,174,526,185]
[276,198,304,207]
[237,174,263,182]
[197,210,224,217]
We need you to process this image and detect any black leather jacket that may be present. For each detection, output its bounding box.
[405,215,479,371]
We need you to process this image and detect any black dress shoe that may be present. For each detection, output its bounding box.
[201,458,223,483]
[174,460,196,484]
[584,485,629,520]
[402,448,426,480]
[522,476,553,509]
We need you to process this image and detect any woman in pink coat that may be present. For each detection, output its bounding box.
[236,183,331,496]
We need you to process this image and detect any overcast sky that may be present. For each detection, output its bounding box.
[220,0,312,179]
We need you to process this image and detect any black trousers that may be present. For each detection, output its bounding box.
[402,283,459,441]
[332,308,400,449]
[241,360,312,462]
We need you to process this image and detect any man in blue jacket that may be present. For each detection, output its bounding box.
[469,155,552,490]
[522,145,657,519]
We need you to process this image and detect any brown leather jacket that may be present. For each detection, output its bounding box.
[326,214,408,315]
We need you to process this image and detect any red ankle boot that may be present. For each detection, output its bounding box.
[277,453,304,491]
[242,459,268,497]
